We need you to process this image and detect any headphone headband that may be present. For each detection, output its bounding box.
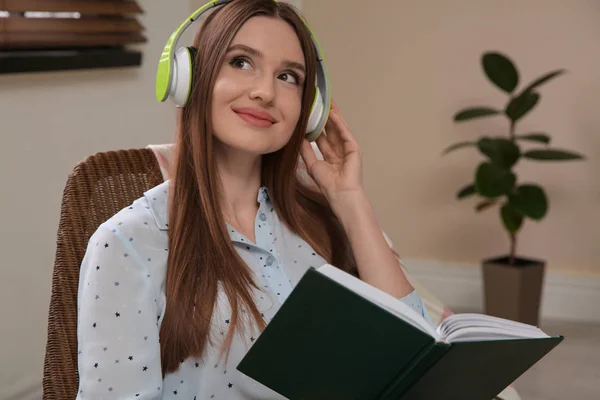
[155,0,331,141]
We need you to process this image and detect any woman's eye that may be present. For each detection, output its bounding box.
[279,72,300,85]
[230,57,252,70]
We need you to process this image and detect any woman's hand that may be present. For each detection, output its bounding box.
[299,100,364,204]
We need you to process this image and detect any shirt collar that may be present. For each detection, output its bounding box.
[144,181,271,233]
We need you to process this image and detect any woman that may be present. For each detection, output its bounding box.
[76,0,431,398]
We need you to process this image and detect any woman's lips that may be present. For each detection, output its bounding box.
[232,108,276,128]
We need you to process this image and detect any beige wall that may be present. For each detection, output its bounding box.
[304,0,599,275]
[0,1,192,398]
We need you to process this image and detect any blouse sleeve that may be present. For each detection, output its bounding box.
[76,223,163,399]
[398,289,435,327]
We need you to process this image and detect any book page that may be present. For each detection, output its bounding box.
[317,264,438,338]
[437,313,550,342]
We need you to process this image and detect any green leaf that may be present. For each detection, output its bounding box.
[500,203,524,233]
[477,137,521,169]
[442,141,476,155]
[505,91,540,122]
[515,133,550,145]
[482,52,519,94]
[457,183,476,199]
[454,107,501,122]
[475,162,516,198]
[508,184,548,220]
[475,199,497,212]
[520,69,566,94]
[523,149,585,161]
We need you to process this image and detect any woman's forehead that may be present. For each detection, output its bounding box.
[230,16,305,63]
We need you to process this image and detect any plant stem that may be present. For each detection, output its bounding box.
[509,232,516,265]
[509,120,516,141]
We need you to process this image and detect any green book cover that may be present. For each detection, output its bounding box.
[236,265,563,400]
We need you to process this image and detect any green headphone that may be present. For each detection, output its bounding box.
[155,0,331,142]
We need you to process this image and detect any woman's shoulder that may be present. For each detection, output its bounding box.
[80,181,171,297]
[84,181,170,267]
[92,181,170,241]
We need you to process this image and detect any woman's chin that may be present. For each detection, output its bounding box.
[217,129,289,155]
[219,138,280,157]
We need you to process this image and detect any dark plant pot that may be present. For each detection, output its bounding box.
[482,255,546,326]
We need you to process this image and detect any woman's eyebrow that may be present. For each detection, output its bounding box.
[227,43,306,74]
[227,43,262,57]
[282,60,306,75]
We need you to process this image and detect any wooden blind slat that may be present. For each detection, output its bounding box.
[0,0,143,15]
[0,33,146,49]
[0,0,145,51]
[0,17,143,34]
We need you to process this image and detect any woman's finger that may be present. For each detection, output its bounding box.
[323,109,345,158]
[327,109,360,154]
[315,130,341,163]
[331,101,351,134]
[300,138,318,169]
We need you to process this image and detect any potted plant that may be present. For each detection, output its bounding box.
[443,51,585,326]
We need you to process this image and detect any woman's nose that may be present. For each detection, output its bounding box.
[248,74,276,104]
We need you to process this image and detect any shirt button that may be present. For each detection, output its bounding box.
[259,213,267,221]
[266,255,274,266]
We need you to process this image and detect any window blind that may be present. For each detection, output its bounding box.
[0,0,146,50]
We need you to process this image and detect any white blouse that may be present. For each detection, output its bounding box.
[76,180,431,399]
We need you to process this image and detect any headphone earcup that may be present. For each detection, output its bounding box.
[169,47,196,108]
[305,85,324,140]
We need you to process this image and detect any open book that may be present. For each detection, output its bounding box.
[237,264,563,400]
[319,264,551,343]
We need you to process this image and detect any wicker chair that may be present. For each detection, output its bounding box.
[43,148,163,400]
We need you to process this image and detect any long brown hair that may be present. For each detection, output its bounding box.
[160,0,357,375]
